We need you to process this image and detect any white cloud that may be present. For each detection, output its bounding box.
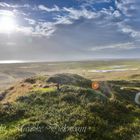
[19,6,120,37]
[0,2,10,7]
[38,5,60,12]
[0,10,14,16]
[63,7,98,20]
[113,10,121,18]
[11,22,56,37]
[0,2,30,8]
[34,22,56,37]
[13,9,28,16]
[118,23,140,39]
[115,0,136,17]
[78,0,111,6]
[90,42,136,51]
[16,6,100,37]
[54,16,73,25]
[24,18,36,25]
[16,26,34,35]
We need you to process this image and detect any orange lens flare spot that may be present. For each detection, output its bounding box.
[92,82,100,90]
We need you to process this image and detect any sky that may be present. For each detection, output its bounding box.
[0,0,140,62]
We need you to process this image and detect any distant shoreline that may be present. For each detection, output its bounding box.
[0,58,140,64]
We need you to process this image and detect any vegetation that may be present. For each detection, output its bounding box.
[0,73,140,140]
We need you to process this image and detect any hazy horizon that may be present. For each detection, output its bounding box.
[0,58,140,64]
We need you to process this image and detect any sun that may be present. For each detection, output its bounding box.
[0,16,16,33]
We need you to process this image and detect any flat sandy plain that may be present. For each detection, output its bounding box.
[0,59,140,90]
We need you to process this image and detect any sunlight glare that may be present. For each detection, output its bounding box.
[0,16,16,33]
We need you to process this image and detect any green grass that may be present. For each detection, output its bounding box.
[32,87,57,93]
[0,74,140,140]
[0,119,29,140]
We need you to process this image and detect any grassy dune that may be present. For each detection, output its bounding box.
[0,73,140,140]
